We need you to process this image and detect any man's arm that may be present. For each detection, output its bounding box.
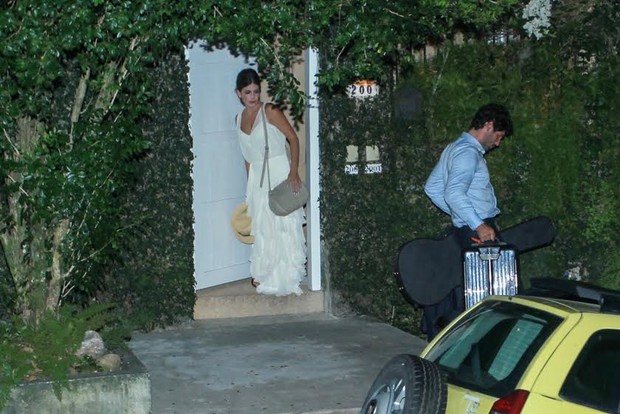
[424,164,451,215]
[444,146,484,230]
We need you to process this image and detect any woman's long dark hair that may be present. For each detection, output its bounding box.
[236,68,260,92]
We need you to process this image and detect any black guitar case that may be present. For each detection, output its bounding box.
[395,216,556,307]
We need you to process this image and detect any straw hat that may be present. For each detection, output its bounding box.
[230,202,254,244]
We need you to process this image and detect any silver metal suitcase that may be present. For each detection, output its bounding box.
[462,243,519,309]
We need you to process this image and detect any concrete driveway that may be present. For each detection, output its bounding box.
[129,312,427,414]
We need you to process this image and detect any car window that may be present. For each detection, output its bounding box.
[424,300,562,397]
[561,329,620,413]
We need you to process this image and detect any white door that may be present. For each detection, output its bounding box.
[188,43,253,290]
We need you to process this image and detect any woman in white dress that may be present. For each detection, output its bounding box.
[235,68,306,296]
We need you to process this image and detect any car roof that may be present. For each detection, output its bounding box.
[481,295,594,318]
[522,277,620,316]
[517,295,601,313]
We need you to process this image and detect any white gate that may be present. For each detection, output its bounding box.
[187,43,252,290]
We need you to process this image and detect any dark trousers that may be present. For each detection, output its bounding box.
[422,218,499,340]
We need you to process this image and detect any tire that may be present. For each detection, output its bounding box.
[360,354,447,414]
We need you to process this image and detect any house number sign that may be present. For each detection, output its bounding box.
[347,80,379,99]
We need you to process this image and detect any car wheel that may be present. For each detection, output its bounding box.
[360,354,447,414]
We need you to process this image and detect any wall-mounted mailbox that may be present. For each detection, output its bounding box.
[344,145,382,175]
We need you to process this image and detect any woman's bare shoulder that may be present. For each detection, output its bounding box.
[265,102,283,113]
[265,102,286,120]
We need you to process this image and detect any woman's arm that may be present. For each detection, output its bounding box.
[265,104,302,192]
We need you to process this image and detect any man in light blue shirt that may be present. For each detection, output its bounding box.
[420,104,513,339]
[425,103,513,244]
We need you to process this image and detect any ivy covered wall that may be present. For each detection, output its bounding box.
[319,95,434,332]
[320,20,620,335]
[105,55,196,330]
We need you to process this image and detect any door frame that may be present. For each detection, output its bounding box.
[305,48,321,292]
[187,45,322,292]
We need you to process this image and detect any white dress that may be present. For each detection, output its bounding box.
[237,104,306,296]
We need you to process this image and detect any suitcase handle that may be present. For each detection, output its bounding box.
[470,237,507,247]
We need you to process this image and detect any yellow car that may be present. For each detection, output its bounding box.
[361,278,620,414]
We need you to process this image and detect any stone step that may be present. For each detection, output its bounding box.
[194,278,325,319]
[290,410,358,414]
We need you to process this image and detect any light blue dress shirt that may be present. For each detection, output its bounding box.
[424,132,499,230]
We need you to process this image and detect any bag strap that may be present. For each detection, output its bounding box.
[258,104,272,190]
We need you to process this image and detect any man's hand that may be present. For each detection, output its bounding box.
[475,223,496,242]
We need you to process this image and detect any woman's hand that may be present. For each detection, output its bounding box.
[287,170,302,194]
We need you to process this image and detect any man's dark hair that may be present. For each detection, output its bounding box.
[469,103,514,137]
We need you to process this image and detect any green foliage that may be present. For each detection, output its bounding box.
[0,0,200,322]
[0,0,523,324]
[99,55,196,330]
[408,41,592,280]
[320,1,620,336]
[0,0,617,390]
[0,6,197,404]
[0,303,117,409]
[319,95,437,334]
[311,0,520,92]
[192,0,522,119]
[0,0,520,326]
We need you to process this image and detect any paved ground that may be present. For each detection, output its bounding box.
[129,313,428,414]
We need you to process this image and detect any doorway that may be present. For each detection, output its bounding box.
[187,44,321,292]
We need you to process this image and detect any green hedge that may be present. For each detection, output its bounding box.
[319,95,434,333]
[320,35,620,335]
[97,54,195,330]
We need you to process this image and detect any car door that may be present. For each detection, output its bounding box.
[526,321,620,414]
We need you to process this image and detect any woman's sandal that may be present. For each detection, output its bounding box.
[250,278,260,288]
